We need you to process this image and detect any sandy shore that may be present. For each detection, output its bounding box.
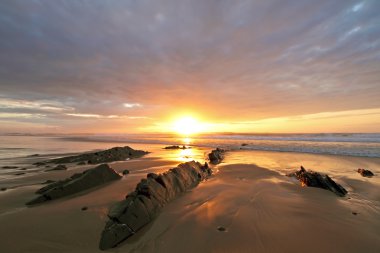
[0,148,379,252]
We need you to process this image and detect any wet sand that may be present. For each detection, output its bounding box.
[0,148,379,252]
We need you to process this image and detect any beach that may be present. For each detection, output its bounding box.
[0,141,379,252]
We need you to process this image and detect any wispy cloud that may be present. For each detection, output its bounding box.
[0,98,73,112]
[65,113,149,120]
[0,112,46,119]
[123,103,142,108]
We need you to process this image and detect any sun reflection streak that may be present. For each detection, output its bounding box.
[183,137,192,145]
[178,148,194,162]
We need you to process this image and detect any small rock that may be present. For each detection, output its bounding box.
[164,145,189,150]
[77,161,86,165]
[19,168,28,171]
[81,206,88,211]
[1,187,7,191]
[42,180,56,184]
[15,172,25,176]
[30,154,40,157]
[352,212,358,215]
[217,226,227,232]
[241,143,248,146]
[122,169,130,175]
[208,148,225,164]
[45,164,67,171]
[2,166,19,169]
[287,166,347,197]
[357,168,374,177]
[33,162,46,167]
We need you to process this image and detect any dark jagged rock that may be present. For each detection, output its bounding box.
[287,166,347,197]
[163,145,189,150]
[15,172,25,176]
[29,154,40,157]
[357,168,374,177]
[241,143,248,146]
[122,169,130,175]
[33,162,46,167]
[48,146,148,165]
[99,161,212,250]
[208,148,225,164]
[2,166,18,169]
[42,180,56,184]
[1,187,7,191]
[45,164,67,171]
[26,164,122,205]
[81,206,88,211]
[217,226,227,232]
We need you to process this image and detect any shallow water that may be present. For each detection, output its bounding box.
[1,133,380,160]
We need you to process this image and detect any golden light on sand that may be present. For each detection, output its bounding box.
[172,116,206,135]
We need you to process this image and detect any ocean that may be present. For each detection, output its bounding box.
[1,133,379,160]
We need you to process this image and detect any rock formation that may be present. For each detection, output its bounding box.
[208,148,225,164]
[26,164,122,205]
[287,166,347,197]
[45,164,67,171]
[163,145,189,149]
[99,160,212,250]
[48,146,148,164]
[357,168,374,177]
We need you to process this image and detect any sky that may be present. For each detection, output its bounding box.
[0,0,379,134]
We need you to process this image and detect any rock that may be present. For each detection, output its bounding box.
[77,161,86,165]
[357,168,374,177]
[99,160,212,250]
[81,206,88,211]
[26,164,122,205]
[29,154,40,157]
[1,166,18,169]
[352,212,358,215]
[19,168,28,170]
[164,145,189,150]
[48,146,148,164]
[15,172,25,176]
[122,169,130,175]
[217,226,227,232]
[241,143,248,146]
[287,166,347,197]
[208,148,225,164]
[42,180,56,184]
[1,187,7,191]
[33,162,46,167]
[45,164,67,171]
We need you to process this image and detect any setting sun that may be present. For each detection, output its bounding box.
[172,116,205,135]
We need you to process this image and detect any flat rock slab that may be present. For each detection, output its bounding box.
[287,166,347,197]
[357,168,374,177]
[26,164,122,205]
[99,160,212,250]
[47,146,148,164]
[208,148,225,164]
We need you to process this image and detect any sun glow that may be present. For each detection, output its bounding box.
[172,116,205,136]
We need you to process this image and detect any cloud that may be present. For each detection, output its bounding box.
[0,0,379,132]
[65,113,148,119]
[123,103,142,108]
